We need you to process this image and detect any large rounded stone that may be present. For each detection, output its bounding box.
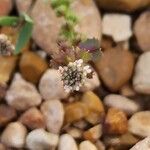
[16,0,102,54]
[95,47,134,92]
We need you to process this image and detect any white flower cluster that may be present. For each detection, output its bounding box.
[0,34,15,56]
[59,59,92,92]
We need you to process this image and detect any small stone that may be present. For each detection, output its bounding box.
[134,11,150,52]
[79,140,98,150]
[95,47,134,92]
[67,127,83,139]
[104,133,139,148]
[73,120,88,129]
[102,14,132,42]
[81,71,100,92]
[65,102,89,124]
[120,83,136,97]
[19,51,48,84]
[95,140,106,150]
[6,73,42,110]
[41,100,64,134]
[96,0,150,12]
[58,134,78,150]
[130,137,150,150]
[0,56,17,84]
[104,94,140,115]
[133,52,150,94]
[0,0,13,16]
[26,129,59,150]
[1,122,27,148]
[104,108,128,134]
[19,107,45,129]
[83,124,102,142]
[0,104,16,126]
[82,91,105,124]
[39,69,68,100]
[128,111,150,137]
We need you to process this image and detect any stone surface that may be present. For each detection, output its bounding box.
[81,71,100,92]
[0,0,13,16]
[83,124,102,142]
[95,47,134,92]
[26,129,59,150]
[82,91,105,124]
[0,56,17,84]
[65,101,89,124]
[67,127,83,139]
[133,52,150,94]
[134,11,150,52]
[130,137,150,150]
[58,134,78,150]
[6,73,42,111]
[128,111,150,137]
[39,69,68,100]
[96,0,150,12]
[102,14,132,42]
[19,51,48,84]
[120,83,136,97]
[19,107,45,129]
[104,108,128,134]
[41,100,64,134]
[79,140,98,150]
[0,104,17,126]
[104,133,139,149]
[16,0,102,55]
[1,122,27,148]
[104,94,140,115]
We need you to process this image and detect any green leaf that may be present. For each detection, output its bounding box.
[80,51,92,63]
[0,16,19,26]
[15,14,33,55]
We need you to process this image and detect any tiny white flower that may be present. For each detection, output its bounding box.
[59,59,93,92]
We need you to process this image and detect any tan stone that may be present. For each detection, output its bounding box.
[19,51,48,84]
[0,104,16,126]
[104,108,128,134]
[128,111,150,137]
[95,47,134,92]
[96,0,150,12]
[83,124,102,142]
[0,56,17,84]
[0,0,13,16]
[1,122,27,148]
[65,102,89,124]
[134,11,150,52]
[19,107,45,129]
[82,91,105,124]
